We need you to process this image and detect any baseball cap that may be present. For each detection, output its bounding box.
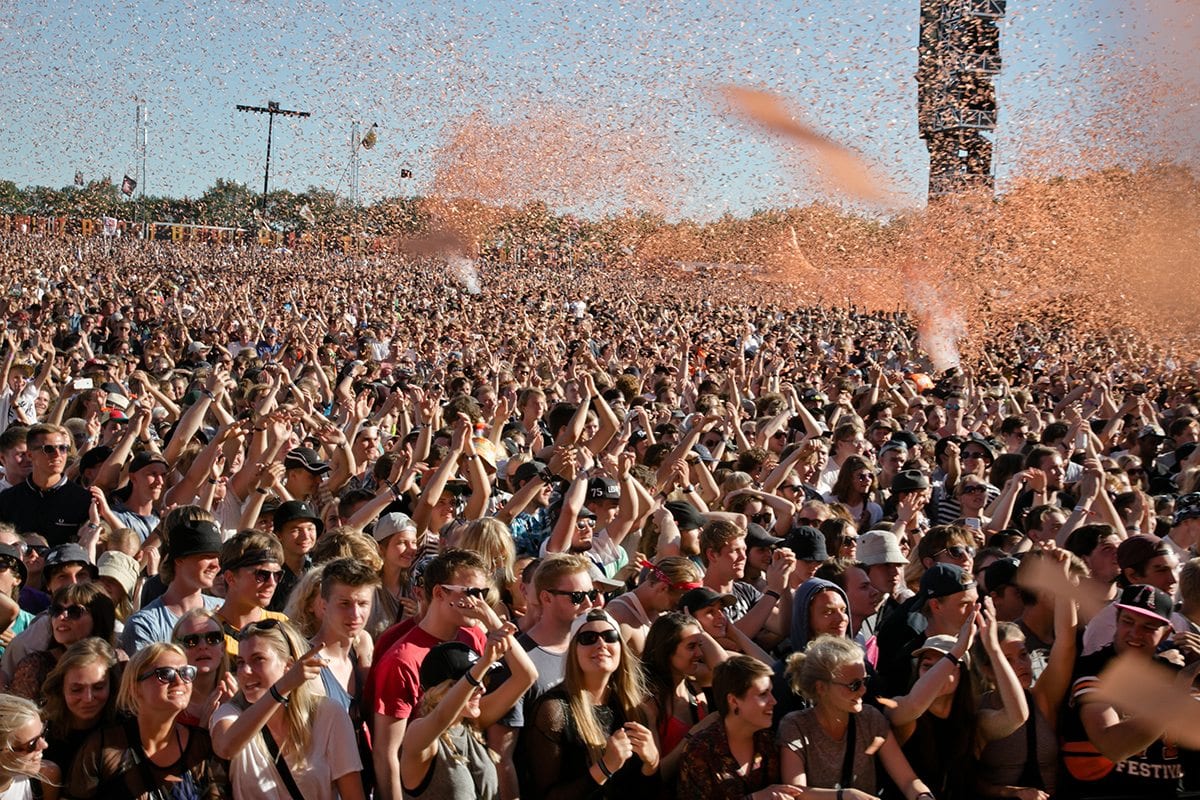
[981,557,1021,595]
[1139,424,1166,440]
[1116,534,1169,572]
[1115,584,1173,627]
[665,501,705,531]
[129,450,168,473]
[587,477,620,502]
[283,447,331,475]
[785,526,829,562]
[745,523,784,549]
[890,430,921,449]
[857,531,907,567]
[678,587,736,615]
[878,440,908,459]
[511,461,546,486]
[372,512,418,543]
[419,641,481,689]
[918,563,974,604]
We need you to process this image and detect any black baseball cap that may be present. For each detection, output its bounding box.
[1115,584,1173,627]
[419,641,480,689]
[919,563,974,604]
[745,523,783,549]
[679,587,736,614]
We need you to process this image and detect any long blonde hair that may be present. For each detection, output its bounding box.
[0,693,44,779]
[235,619,319,766]
[456,518,517,588]
[562,610,647,761]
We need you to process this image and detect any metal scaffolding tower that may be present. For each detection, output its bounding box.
[917,0,1006,197]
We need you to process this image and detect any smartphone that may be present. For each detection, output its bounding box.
[963,517,981,530]
[72,378,94,390]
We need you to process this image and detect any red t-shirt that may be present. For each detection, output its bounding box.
[370,622,487,720]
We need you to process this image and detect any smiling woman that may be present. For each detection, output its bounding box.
[67,642,229,800]
[0,692,61,800]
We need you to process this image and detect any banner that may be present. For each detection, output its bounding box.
[121,175,137,196]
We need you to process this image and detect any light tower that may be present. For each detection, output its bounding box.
[917,0,1005,197]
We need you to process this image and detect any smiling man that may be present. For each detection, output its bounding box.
[121,517,224,655]
[213,530,288,657]
[267,500,322,612]
[1060,584,1184,798]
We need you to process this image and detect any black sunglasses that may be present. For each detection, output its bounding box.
[252,568,282,585]
[576,629,621,646]
[50,603,90,620]
[238,618,282,640]
[829,676,870,692]
[24,544,50,558]
[961,484,987,494]
[935,545,975,560]
[444,585,489,599]
[137,665,197,684]
[547,588,601,605]
[750,512,773,525]
[177,632,224,649]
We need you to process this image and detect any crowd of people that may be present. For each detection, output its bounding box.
[0,232,1198,799]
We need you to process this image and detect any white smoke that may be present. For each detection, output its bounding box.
[448,255,481,295]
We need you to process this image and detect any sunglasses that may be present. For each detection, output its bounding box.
[961,484,987,494]
[177,631,224,649]
[935,545,975,560]
[547,588,601,605]
[575,518,596,529]
[750,512,773,525]
[829,676,870,693]
[772,430,789,440]
[779,484,803,493]
[50,603,90,620]
[8,728,45,754]
[137,665,198,684]
[252,568,283,585]
[238,618,282,640]
[576,629,621,646]
[1127,468,1145,476]
[24,544,50,558]
[38,444,71,455]
[961,451,988,460]
[444,585,489,599]
[796,517,821,526]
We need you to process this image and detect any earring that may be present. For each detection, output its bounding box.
[732,707,739,716]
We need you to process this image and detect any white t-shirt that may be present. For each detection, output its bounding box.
[212,695,362,800]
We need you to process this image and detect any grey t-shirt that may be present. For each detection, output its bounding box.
[778,704,891,792]
[500,633,567,729]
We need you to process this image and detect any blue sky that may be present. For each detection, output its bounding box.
[0,0,1194,219]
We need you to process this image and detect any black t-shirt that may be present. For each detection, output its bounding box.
[1059,644,1183,798]
[0,477,91,545]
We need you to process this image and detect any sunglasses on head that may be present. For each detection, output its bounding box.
[238,618,282,639]
[137,665,197,684]
[38,444,70,455]
[252,568,282,584]
[8,728,45,754]
[444,585,488,599]
[50,603,90,620]
[547,588,601,605]
[177,631,224,649]
[576,628,621,646]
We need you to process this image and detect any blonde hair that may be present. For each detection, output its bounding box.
[457,518,517,587]
[784,634,864,701]
[283,565,327,638]
[310,527,383,572]
[0,693,45,779]
[103,528,142,558]
[562,611,647,761]
[415,680,498,767]
[170,608,230,686]
[117,643,188,717]
[235,619,319,766]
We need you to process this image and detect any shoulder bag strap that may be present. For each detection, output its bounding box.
[839,712,857,789]
[262,726,309,800]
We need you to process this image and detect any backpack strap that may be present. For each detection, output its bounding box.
[262,726,309,800]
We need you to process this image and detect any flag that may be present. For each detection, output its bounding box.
[102,217,118,237]
[361,124,377,150]
[299,204,316,226]
[400,168,413,179]
[74,170,84,187]
[121,175,137,196]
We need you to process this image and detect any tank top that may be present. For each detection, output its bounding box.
[402,723,499,800]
